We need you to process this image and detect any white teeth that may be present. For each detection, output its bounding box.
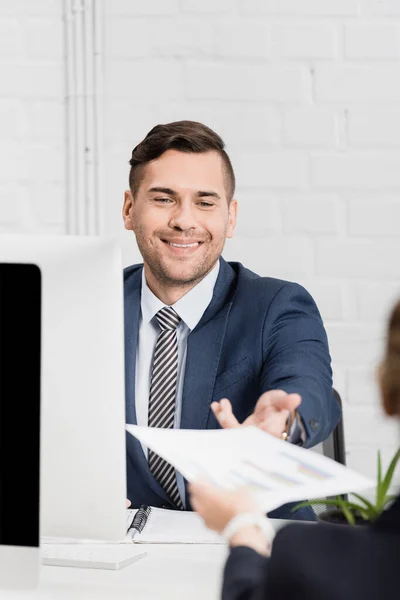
[168,242,199,248]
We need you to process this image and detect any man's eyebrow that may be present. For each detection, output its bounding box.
[196,191,221,200]
[148,187,177,196]
[147,187,221,200]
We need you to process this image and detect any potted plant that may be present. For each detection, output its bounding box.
[294,448,400,526]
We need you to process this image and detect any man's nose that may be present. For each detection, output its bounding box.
[169,202,197,231]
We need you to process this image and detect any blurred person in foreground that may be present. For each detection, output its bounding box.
[190,300,400,600]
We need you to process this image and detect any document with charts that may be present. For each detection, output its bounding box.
[126,425,373,513]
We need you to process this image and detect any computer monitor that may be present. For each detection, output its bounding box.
[0,263,40,588]
[0,236,127,542]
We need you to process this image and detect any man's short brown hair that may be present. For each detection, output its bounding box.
[129,120,235,201]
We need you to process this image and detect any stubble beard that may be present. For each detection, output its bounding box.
[135,229,225,288]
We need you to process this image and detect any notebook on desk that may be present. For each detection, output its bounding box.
[42,507,223,545]
[126,506,223,544]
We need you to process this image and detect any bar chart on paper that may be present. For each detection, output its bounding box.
[126,425,373,513]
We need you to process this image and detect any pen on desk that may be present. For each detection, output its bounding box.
[127,505,152,539]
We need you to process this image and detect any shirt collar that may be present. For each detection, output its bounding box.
[140,261,220,331]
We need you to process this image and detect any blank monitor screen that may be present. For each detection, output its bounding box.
[0,264,41,547]
[0,264,40,589]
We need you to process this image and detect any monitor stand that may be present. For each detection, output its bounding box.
[0,547,39,589]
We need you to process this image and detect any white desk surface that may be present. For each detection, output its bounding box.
[4,543,228,600]
[3,519,301,600]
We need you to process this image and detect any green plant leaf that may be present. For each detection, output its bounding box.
[351,494,379,519]
[293,448,400,523]
[359,509,370,521]
[351,493,374,510]
[379,448,400,509]
[376,450,383,507]
[335,501,370,514]
[336,496,356,526]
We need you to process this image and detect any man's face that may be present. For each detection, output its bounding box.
[123,150,237,287]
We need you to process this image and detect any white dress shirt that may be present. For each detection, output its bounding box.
[135,261,220,505]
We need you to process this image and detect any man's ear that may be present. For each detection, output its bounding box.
[122,190,134,231]
[226,199,238,239]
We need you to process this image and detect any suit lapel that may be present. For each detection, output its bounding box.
[180,258,237,431]
[124,267,142,425]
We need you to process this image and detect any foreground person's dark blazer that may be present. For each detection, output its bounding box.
[223,494,400,600]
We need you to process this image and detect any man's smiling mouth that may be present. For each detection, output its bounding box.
[161,239,203,249]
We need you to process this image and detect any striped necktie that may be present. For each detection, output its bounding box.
[148,306,183,510]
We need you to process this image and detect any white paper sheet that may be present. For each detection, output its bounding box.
[131,507,223,544]
[126,425,374,513]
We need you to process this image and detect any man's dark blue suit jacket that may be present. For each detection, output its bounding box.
[124,258,341,519]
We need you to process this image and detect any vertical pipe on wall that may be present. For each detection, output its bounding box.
[83,0,95,235]
[63,0,102,235]
[73,0,86,235]
[93,0,103,236]
[63,0,76,234]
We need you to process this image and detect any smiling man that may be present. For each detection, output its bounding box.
[123,121,340,518]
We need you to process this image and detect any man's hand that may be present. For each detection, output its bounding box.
[211,389,302,439]
[189,482,258,534]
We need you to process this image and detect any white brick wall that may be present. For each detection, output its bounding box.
[184,64,312,102]
[105,0,179,16]
[345,22,400,59]
[101,0,400,484]
[357,282,400,321]
[349,197,400,236]
[2,0,400,484]
[283,108,339,146]
[281,193,341,234]
[272,22,338,59]
[312,152,400,187]
[316,240,400,278]
[0,0,65,234]
[237,0,360,16]
[360,0,400,17]
[316,65,400,102]
[233,151,309,188]
[348,108,400,146]
[215,21,270,58]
